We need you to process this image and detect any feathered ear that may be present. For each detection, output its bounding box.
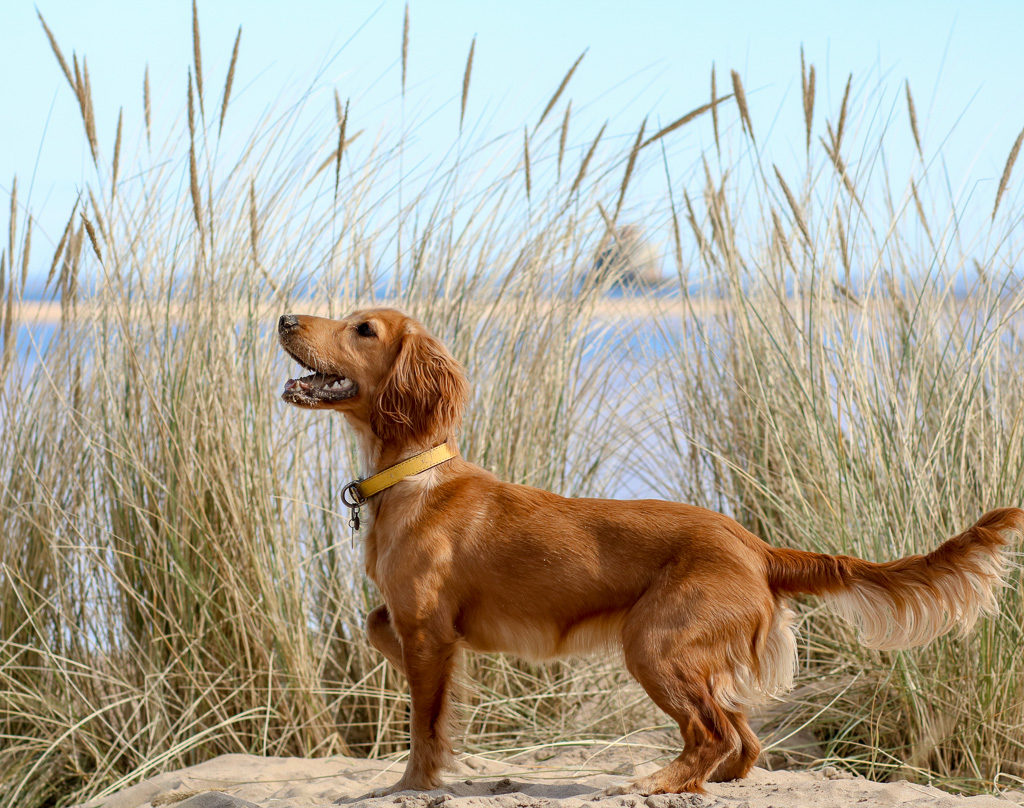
[370,327,469,444]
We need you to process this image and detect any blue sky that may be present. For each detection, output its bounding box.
[2,1,1023,280]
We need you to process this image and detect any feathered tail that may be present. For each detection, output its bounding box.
[765,508,1023,649]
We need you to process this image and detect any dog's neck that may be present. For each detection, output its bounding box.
[345,416,457,476]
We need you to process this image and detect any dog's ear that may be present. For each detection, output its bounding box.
[371,327,469,444]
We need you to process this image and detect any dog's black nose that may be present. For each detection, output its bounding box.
[279,314,299,333]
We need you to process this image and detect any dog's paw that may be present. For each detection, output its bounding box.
[338,784,406,802]
[369,784,414,799]
[602,777,664,797]
[603,781,642,797]
[603,781,708,803]
[356,779,443,800]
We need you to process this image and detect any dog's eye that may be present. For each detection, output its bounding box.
[356,321,376,338]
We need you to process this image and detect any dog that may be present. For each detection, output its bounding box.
[278,306,1022,795]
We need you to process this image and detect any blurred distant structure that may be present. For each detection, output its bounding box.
[592,224,663,291]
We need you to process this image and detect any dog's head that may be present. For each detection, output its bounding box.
[278,307,468,444]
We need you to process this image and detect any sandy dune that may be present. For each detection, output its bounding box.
[78,740,1022,808]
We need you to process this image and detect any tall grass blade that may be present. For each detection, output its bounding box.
[535,50,586,132]
[905,80,922,157]
[801,48,815,153]
[401,3,409,97]
[522,126,531,200]
[568,121,606,198]
[144,65,152,146]
[111,108,123,199]
[192,0,204,116]
[641,95,732,149]
[460,36,475,133]
[711,63,720,156]
[731,69,754,143]
[614,117,646,219]
[557,101,571,179]
[80,212,101,262]
[992,126,1024,220]
[219,26,242,137]
[36,12,74,92]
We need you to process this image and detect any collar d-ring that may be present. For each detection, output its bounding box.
[341,480,367,509]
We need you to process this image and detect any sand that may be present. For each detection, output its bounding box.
[77,737,1023,808]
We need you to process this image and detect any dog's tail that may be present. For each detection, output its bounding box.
[764,508,1023,650]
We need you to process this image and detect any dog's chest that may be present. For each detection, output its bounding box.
[362,489,439,588]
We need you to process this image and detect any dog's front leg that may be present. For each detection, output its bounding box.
[365,604,405,674]
[376,623,458,794]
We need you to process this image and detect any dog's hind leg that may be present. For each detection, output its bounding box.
[708,710,760,782]
[619,664,738,794]
[612,579,753,794]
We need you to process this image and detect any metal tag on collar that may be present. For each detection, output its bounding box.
[341,480,367,537]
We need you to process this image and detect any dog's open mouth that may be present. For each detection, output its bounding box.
[282,370,358,405]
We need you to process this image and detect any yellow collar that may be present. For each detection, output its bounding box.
[355,443,457,500]
[340,444,456,533]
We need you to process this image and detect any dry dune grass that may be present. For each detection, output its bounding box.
[1,11,1023,808]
